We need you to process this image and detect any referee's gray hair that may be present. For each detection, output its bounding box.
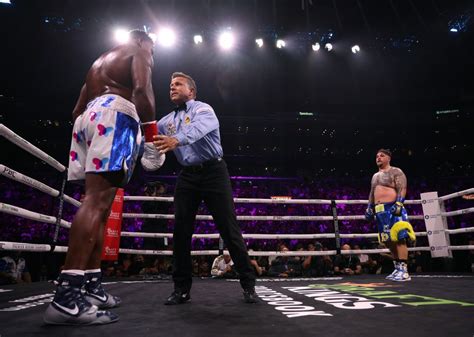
[171,72,197,98]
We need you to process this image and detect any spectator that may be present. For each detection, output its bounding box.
[128,255,146,276]
[302,242,333,277]
[354,244,378,274]
[0,252,32,284]
[248,250,265,276]
[211,254,237,278]
[115,256,132,277]
[333,244,362,275]
[268,247,302,277]
[197,257,211,277]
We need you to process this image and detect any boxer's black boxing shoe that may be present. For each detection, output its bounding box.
[84,271,121,309]
[44,273,118,325]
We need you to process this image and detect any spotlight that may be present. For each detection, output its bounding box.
[255,38,263,48]
[351,45,360,54]
[218,31,235,50]
[148,33,157,43]
[0,0,12,4]
[276,39,286,49]
[114,29,130,44]
[312,43,320,51]
[157,27,176,47]
[449,28,458,33]
[194,35,203,44]
[324,43,333,51]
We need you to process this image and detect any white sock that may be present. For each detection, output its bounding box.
[61,269,85,276]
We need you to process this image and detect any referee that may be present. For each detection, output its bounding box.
[153,72,257,304]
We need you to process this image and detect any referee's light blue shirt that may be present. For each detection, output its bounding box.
[157,99,223,166]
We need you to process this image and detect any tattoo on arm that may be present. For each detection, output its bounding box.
[393,168,407,198]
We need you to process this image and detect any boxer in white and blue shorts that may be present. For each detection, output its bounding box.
[68,94,141,185]
[44,30,164,326]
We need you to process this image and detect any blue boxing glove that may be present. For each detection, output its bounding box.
[390,197,405,216]
[365,203,375,221]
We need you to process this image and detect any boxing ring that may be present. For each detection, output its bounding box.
[1,123,473,336]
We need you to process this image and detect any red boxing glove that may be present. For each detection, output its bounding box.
[142,121,158,142]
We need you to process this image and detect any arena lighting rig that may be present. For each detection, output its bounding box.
[112,27,362,54]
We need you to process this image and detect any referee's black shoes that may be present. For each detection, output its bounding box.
[164,290,191,305]
[243,288,259,303]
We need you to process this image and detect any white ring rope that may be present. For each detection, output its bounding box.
[0,242,54,252]
[0,202,71,229]
[438,188,474,201]
[446,227,474,234]
[62,194,82,208]
[0,164,59,197]
[120,232,432,239]
[0,164,81,208]
[448,245,474,251]
[116,247,437,256]
[122,213,425,221]
[2,241,473,256]
[124,196,423,205]
[0,124,66,172]
[441,208,474,217]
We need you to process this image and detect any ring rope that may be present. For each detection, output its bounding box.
[0,124,66,172]
[441,208,474,217]
[2,241,473,256]
[123,196,423,205]
[438,188,474,201]
[122,213,426,221]
[446,227,474,234]
[123,188,474,205]
[0,164,60,197]
[119,232,424,239]
[0,202,71,228]
[0,164,81,207]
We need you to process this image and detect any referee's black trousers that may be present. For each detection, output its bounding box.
[172,159,256,292]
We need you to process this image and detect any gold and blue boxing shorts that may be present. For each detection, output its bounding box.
[375,202,416,243]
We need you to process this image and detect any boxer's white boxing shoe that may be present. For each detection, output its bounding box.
[391,262,411,282]
[385,261,399,280]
